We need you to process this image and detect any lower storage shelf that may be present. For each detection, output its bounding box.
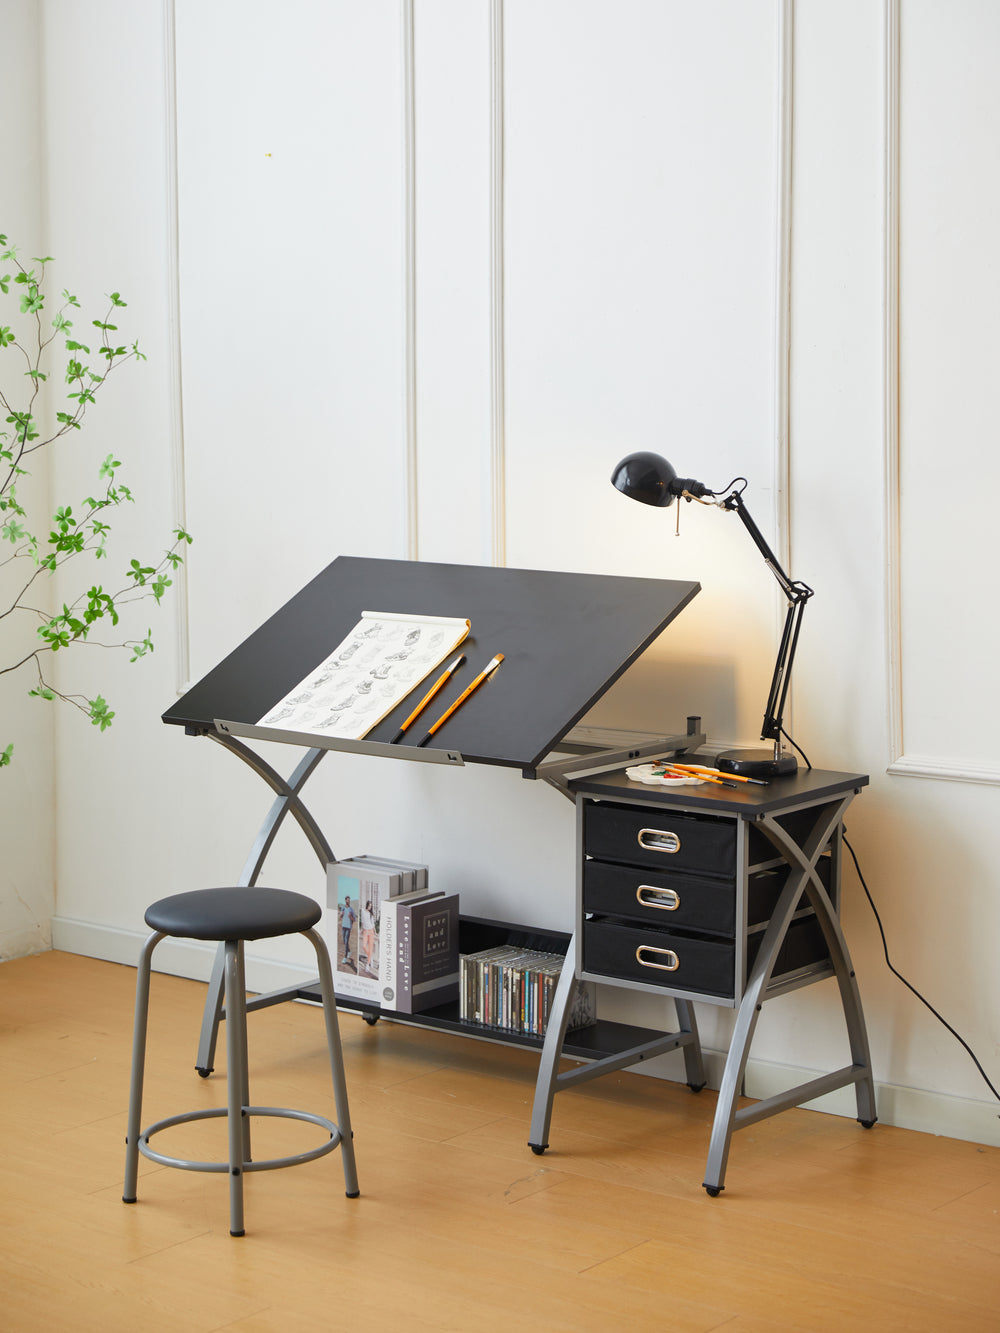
[295,913,670,1064]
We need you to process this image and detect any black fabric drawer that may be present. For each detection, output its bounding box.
[583,801,736,878]
[747,915,831,978]
[583,918,736,998]
[583,860,738,935]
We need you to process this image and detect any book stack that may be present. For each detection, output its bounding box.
[327,855,428,1005]
[460,946,596,1037]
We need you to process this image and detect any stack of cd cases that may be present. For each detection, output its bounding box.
[460,945,595,1037]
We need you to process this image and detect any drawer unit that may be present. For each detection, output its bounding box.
[582,857,833,937]
[583,917,737,997]
[577,789,843,1006]
[582,913,831,1001]
[583,800,737,877]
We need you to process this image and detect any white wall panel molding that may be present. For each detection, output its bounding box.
[888,754,1000,788]
[161,0,192,694]
[402,0,419,560]
[490,0,507,566]
[411,1,494,566]
[883,0,904,767]
[772,0,793,577]
[882,0,1000,786]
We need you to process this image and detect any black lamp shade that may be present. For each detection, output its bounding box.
[610,452,679,508]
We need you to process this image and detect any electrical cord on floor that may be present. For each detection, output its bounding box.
[843,832,1000,1110]
[783,727,1000,1111]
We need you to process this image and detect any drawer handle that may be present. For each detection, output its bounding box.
[637,827,681,854]
[636,945,680,972]
[636,885,680,911]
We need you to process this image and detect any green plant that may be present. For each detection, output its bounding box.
[0,234,191,766]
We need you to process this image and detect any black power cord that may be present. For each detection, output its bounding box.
[783,728,1000,1110]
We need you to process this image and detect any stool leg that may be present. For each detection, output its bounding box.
[223,940,247,1236]
[233,939,252,1165]
[305,926,359,1197]
[124,931,165,1204]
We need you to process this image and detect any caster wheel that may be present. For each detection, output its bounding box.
[859,1118,877,1129]
[688,1082,706,1094]
[704,1185,723,1198]
[363,1014,380,1027]
[529,1144,547,1156]
[196,1067,213,1079]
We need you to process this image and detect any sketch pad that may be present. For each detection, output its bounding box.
[256,611,470,741]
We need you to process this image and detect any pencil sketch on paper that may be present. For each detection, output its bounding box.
[256,611,471,741]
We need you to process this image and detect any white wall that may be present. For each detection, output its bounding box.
[31,0,1000,1146]
[0,1,54,961]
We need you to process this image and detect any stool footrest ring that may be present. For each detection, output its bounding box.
[137,1105,343,1174]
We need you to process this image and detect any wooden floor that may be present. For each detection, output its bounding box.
[1,951,997,1332]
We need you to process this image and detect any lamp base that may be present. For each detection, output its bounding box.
[715,748,797,779]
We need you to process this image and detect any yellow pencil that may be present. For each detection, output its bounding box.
[389,653,466,743]
[416,653,504,746]
[668,763,768,786]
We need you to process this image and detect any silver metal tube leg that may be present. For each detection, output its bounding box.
[233,940,252,1164]
[196,942,227,1076]
[529,933,580,1151]
[675,999,706,1089]
[703,879,803,1194]
[224,941,246,1236]
[804,880,877,1125]
[124,931,165,1203]
[305,927,359,1197]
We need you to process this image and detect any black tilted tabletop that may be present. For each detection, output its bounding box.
[570,766,869,813]
[163,555,700,772]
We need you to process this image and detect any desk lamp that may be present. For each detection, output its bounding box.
[611,450,812,778]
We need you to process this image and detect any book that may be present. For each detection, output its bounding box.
[330,857,427,1003]
[377,889,439,1008]
[351,855,428,892]
[382,892,460,1014]
[256,610,471,741]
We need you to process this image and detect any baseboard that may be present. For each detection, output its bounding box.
[51,915,318,995]
[52,915,1000,1149]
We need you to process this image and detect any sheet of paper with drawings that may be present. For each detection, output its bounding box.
[256,611,471,741]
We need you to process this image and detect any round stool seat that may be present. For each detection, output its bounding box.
[144,886,321,941]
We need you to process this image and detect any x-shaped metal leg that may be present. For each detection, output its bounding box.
[702,793,876,1195]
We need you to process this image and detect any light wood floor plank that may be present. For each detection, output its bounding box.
[2,951,998,1331]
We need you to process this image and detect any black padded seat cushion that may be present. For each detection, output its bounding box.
[144,887,322,941]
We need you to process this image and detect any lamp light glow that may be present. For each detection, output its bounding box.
[611,451,812,779]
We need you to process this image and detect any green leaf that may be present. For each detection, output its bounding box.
[108,292,127,308]
[25,368,47,381]
[20,291,44,315]
[0,276,9,295]
[99,454,120,479]
[64,340,90,353]
[88,696,115,731]
[0,325,13,346]
[130,629,155,662]
[128,558,154,585]
[174,527,193,544]
[0,743,12,767]
[151,573,172,602]
[28,686,56,701]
